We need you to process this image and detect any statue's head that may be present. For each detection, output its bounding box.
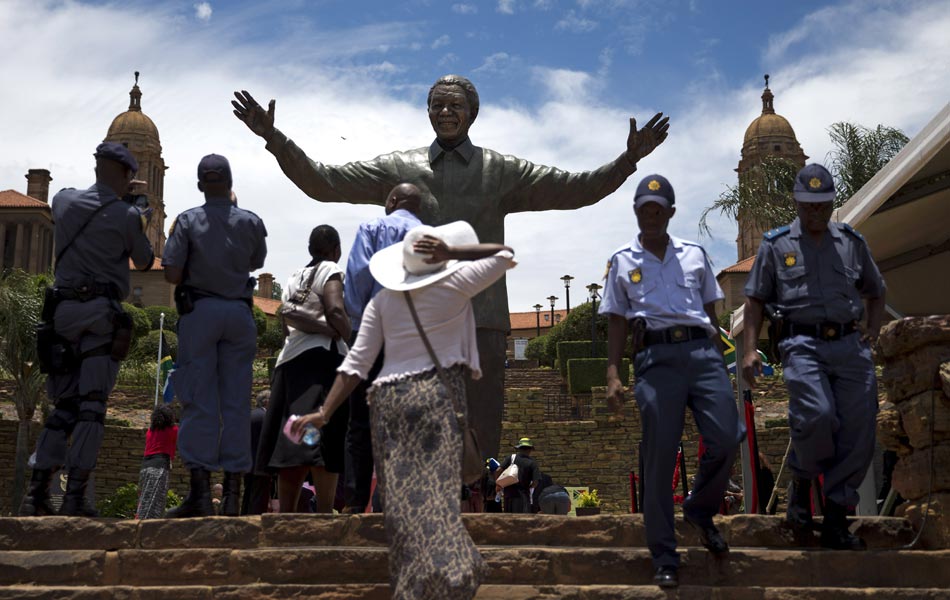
[427,74,479,144]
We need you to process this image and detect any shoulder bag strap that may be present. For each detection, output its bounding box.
[403,290,457,406]
[55,197,124,265]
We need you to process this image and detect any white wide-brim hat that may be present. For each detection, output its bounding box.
[369,220,479,291]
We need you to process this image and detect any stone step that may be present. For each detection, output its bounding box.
[1,546,948,589]
[0,585,949,600]
[0,514,916,551]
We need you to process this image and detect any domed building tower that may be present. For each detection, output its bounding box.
[735,75,807,260]
[104,72,168,256]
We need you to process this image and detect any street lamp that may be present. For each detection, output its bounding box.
[547,295,558,328]
[533,303,543,337]
[560,274,574,314]
[586,283,603,345]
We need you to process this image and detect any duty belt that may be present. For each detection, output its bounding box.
[782,321,857,341]
[643,325,710,347]
[53,283,120,302]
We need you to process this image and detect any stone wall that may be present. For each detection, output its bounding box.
[502,387,791,513]
[0,420,191,515]
[877,315,950,548]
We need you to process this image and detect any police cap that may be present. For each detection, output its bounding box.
[793,163,836,203]
[634,174,675,209]
[197,154,232,184]
[94,142,138,173]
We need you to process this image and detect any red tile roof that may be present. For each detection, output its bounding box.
[253,296,281,316]
[510,309,567,330]
[718,256,756,275]
[0,189,50,210]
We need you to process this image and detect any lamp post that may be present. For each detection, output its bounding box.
[586,283,603,345]
[560,274,574,314]
[533,303,543,337]
[547,295,558,328]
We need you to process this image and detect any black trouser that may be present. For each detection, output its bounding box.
[343,337,383,511]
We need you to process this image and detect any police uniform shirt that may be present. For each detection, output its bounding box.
[163,196,268,299]
[744,218,885,324]
[599,235,723,332]
[52,184,154,298]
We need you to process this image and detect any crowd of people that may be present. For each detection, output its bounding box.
[17,72,885,596]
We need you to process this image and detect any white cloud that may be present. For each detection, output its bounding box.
[452,3,477,14]
[473,52,511,73]
[193,2,212,22]
[1,0,949,315]
[497,0,516,15]
[555,10,598,33]
[533,0,553,9]
[432,34,450,49]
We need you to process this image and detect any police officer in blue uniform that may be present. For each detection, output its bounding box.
[602,175,744,589]
[162,154,267,517]
[20,142,155,517]
[742,163,885,550]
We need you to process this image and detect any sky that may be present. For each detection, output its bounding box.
[2,0,949,315]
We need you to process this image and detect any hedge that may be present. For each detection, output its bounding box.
[121,302,151,346]
[556,341,608,378]
[130,329,178,362]
[143,305,178,331]
[566,357,630,394]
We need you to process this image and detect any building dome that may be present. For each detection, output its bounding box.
[743,112,796,144]
[106,73,160,141]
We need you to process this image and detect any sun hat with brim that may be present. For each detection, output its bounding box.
[515,437,534,449]
[369,220,479,291]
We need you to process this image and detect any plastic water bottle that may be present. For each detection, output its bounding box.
[302,423,321,446]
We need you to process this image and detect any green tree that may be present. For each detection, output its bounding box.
[252,305,268,335]
[0,269,49,510]
[525,302,610,366]
[121,302,150,346]
[827,122,909,200]
[143,305,178,331]
[271,282,283,300]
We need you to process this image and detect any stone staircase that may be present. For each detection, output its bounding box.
[1,513,947,598]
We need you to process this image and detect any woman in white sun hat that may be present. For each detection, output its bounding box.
[293,220,515,600]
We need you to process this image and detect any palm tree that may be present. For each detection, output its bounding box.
[0,269,50,510]
[827,122,909,200]
[699,155,803,238]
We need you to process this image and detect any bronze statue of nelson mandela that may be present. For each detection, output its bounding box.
[232,74,669,464]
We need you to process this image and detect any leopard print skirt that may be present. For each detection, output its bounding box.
[369,364,486,600]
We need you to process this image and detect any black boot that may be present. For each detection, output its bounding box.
[820,499,867,550]
[19,469,56,516]
[165,468,213,518]
[786,476,814,531]
[59,469,99,517]
[220,472,241,516]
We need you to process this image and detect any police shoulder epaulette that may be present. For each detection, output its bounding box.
[839,223,864,241]
[763,225,790,240]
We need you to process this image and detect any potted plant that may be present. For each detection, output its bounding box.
[574,489,601,516]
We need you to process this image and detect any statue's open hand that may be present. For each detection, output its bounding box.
[232,90,275,139]
[626,112,670,163]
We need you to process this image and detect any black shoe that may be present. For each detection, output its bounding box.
[19,469,56,517]
[820,500,867,551]
[684,512,729,554]
[220,472,241,516]
[786,476,814,532]
[59,469,99,517]
[653,566,679,589]
[165,468,214,518]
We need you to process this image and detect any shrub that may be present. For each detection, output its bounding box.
[252,305,267,335]
[576,489,601,507]
[117,359,159,388]
[143,305,178,331]
[556,341,608,378]
[97,482,182,519]
[258,325,285,355]
[121,303,151,346]
[566,358,630,394]
[131,329,178,363]
[525,302,612,367]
